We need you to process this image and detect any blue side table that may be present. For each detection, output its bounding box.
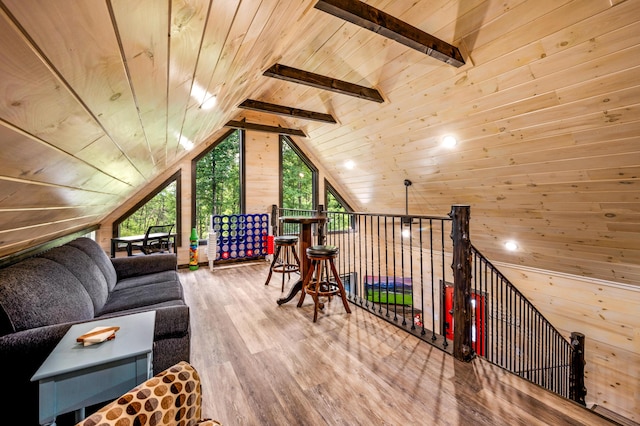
[31,311,155,425]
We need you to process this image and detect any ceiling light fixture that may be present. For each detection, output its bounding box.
[401,179,413,238]
[345,160,355,169]
[442,135,457,148]
[504,241,518,251]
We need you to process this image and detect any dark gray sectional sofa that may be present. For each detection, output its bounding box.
[0,237,190,425]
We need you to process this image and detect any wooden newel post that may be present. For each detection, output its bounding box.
[270,204,279,236]
[449,205,474,362]
[569,332,587,406]
[317,204,325,245]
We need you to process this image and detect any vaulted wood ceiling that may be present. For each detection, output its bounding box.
[0,0,638,286]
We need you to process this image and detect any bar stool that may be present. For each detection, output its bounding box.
[264,235,301,291]
[297,245,351,322]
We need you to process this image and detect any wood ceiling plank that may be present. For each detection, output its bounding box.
[0,8,131,162]
[468,0,611,65]
[0,81,102,160]
[539,0,640,57]
[0,178,125,209]
[0,124,132,193]
[4,0,155,178]
[110,0,170,166]
[0,208,103,232]
[0,220,102,258]
[165,0,212,159]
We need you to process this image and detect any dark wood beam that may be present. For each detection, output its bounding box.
[314,0,465,68]
[224,119,307,137]
[239,99,337,124]
[263,64,384,103]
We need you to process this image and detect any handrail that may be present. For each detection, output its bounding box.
[470,245,577,399]
[275,205,585,404]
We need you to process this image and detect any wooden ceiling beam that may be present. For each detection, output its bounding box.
[224,119,307,137]
[263,64,384,103]
[314,0,465,68]
[239,99,337,124]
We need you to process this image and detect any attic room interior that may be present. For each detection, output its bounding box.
[0,0,638,425]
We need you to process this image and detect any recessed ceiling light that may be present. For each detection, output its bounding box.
[442,135,457,148]
[504,241,518,251]
[345,160,355,169]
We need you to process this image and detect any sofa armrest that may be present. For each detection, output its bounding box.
[0,322,73,373]
[111,253,177,279]
[154,304,190,339]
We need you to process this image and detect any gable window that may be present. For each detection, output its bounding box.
[325,179,353,232]
[280,135,317,211]
[193,129,244,239]
[113,172,180,240]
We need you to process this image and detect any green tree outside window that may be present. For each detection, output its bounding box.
[195,130,241,239]
[119,181,177,236]
[282,137,314,210]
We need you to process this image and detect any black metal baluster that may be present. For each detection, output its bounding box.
[440,221,444,348]
[429,219,436,341]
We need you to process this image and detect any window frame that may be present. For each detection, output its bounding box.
[279,135,318,210]
[324,179,354,213]
[112,170,182,246]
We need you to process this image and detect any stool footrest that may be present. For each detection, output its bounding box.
[305,281,339,296]
[273,265,300,273]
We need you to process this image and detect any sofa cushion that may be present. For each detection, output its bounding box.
[111,253,177,280]
[39,245,109,312]
[0,258,94,335]
[66,237,117,291]
[113,270,179,291]
[99,280,184,316]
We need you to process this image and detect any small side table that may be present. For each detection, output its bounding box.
[31,311,156,425]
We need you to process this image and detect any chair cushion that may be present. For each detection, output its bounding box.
[75,361,219,426]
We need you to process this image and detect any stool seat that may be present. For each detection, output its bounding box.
[275,235,298,244]
[306,245,339,257]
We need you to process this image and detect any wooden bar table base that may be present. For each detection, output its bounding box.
[276,215,327,305]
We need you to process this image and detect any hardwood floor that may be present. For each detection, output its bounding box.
[181,261,615,426]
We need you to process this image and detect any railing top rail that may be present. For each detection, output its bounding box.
[278,208,452,222]
[328,211,452,221]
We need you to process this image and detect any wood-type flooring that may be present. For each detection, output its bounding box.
[181,261,616,426]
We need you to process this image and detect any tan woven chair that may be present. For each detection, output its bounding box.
[75,361,220,426]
